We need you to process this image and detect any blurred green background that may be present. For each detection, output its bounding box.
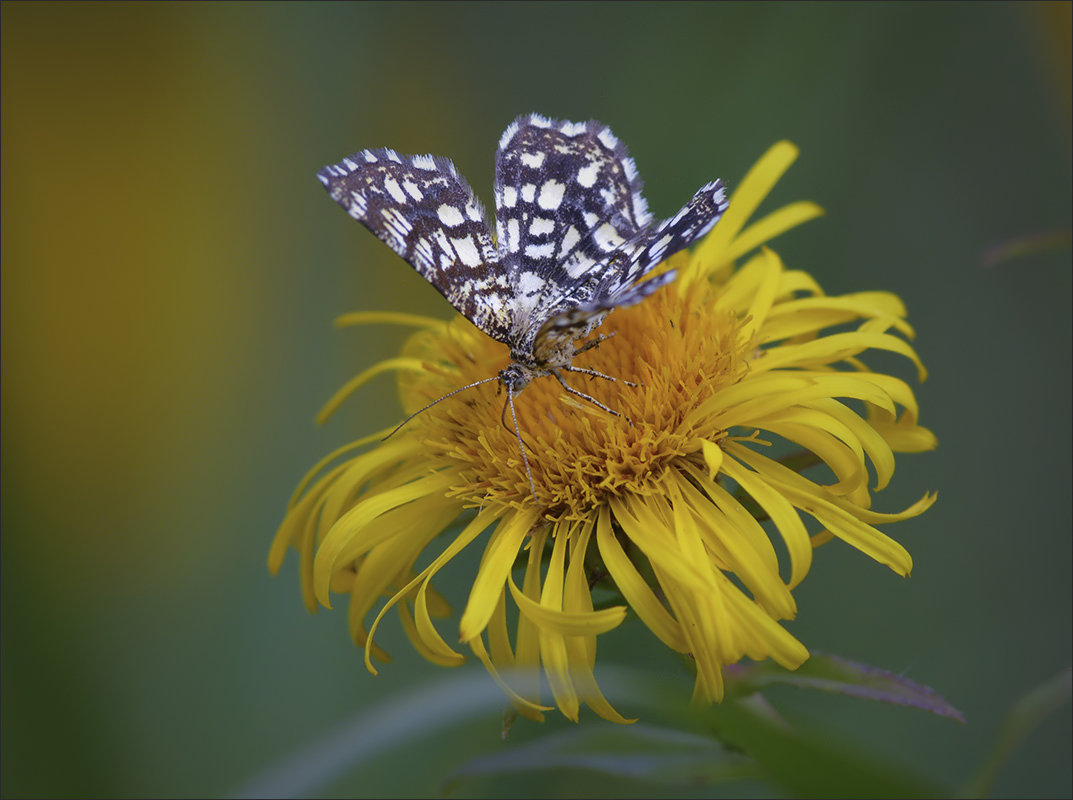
[2,2,1070,797]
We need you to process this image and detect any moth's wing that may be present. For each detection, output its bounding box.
[493,114,650,333]
[318,148,513,343]
[531,180,728,360]
[592,179,728,300]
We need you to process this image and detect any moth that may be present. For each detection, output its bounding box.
[317,113,728,501]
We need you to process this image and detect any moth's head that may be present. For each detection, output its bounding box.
[497,362,533,394]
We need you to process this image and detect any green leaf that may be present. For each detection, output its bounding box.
[708,698,948,798]
[446,723,756,792]
[230,669,533,798]
[980,228,1072,267]
[725,652,965,723]
[962,666,1072,798]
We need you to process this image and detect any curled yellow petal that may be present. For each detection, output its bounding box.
[507,574,626,636]
[413,579,466,666]
[719,455,812,589]
[458,508,540,642]
[596,506,686,652]
[401,600,463,668]
[316,357,429,424]
[754,331,927,382]
[468,634,552,722]
[362,506,503,673]
[334,310,447,329]
[314,472,455,607]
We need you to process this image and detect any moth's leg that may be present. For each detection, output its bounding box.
[553,371,635,427]
[563,364,639,388]
[575,331,616,355]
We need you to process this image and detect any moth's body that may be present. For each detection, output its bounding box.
[317,113,728,500]
[499,330,606,395]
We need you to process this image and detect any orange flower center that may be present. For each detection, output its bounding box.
[398,266,753,521]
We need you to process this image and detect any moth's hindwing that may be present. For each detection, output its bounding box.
[493,115,651,323]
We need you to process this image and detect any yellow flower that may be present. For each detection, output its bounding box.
[270,141,937,723]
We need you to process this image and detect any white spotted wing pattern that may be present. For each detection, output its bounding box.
[318,149,513,343]
[317,113,728,390]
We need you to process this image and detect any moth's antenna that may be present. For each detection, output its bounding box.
[505,385,540,506]
[498,397,540,459]
[383,375,499,440]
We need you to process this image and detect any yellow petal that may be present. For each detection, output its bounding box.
[700,438,724,480]
[850,372,922,421]
[650,560,728,702]
[284,428,394,510]
[761,297,913,345]
[726,442,915,575]
[778,268,824,297]
[595,506,687,652]
[537,530,579,721]
[719,575,810,669]
[686,373,815,427]
[315,441,425,531]
[787,483,914,576]
[362,506,503,672]
[508,574,626,636]
[873,419,939,453]
[347,496,460,626]
[665,484,736,665]
[719,456,813,589]
[712,247,777,315]
[563,519,597,629]
[347,588,392,662]
[557,519,636,723]
[724,201,825,264]
[414,578,466,666]
[691,140,801,275]
[487,587,515,668]
[699,373,899,429]
[677,470,796,619]
[611,496,720,593]
[401,600,464,668]
[333,310,447,329]
[514,526,548,707]
[269,459,349,578]
[314,472,455,607]
[468,634,552,722]
[753,331,927,382]
[759,419,868,496]
[807,398,897,490]
[731,439,936,524]
[458,508,541,642]
[561,639,635,724]
[315,357,429,424]
[739,249,784,343]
